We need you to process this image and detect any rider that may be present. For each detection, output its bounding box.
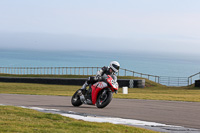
[77,61,120,104]
[80,61,120,92]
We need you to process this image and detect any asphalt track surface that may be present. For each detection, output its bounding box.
[1,94,200,130]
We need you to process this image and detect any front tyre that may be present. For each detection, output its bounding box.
[71,89,83,107]
[96,90,112,108]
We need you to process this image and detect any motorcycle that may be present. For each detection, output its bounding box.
[71,75,118,108]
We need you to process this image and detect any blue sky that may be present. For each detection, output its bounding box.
[0,0,200,55]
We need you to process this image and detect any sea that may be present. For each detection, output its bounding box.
[0,49,200,78]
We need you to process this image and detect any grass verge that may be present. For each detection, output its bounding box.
[0,82,200,102]
[0,106,157,133]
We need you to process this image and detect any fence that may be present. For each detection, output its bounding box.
[119,68,159,83]
[159,76,188,86]
[0,67,199,86]
[0,67,160,84]
[0,67,159,81]
[0,67,101,76]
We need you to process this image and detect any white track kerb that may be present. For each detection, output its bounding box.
[1,104,200,133]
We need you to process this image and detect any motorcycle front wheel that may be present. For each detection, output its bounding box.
[71,89,83,107]
[96,90,112,108]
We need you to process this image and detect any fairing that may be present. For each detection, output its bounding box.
[91,75,118,105]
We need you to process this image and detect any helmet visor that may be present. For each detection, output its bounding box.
[112,64,120,71]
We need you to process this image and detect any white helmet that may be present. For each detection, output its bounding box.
[109,61,120,73]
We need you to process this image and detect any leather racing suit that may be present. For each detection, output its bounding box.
[81,66,117,90]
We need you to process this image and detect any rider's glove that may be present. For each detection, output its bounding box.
[94,75,100,81]
[94,75,104,81]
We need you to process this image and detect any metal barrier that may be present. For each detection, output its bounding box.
[0,67,101,76]
[119,68,159,83]
[0,66,159,82]
[159,76,188,86]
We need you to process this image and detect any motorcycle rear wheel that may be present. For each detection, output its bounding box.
[71,89,83,107]
[96,91,112,108]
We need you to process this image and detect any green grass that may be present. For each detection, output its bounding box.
[0,74,198,132]
[0,82,79,96]
[116,85,200,102]
[0,82,200,102]
[0,73,200,102]
[0,106,158,133]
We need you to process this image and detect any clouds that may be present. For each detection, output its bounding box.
[0,32,199,56]
[0,0,200,55]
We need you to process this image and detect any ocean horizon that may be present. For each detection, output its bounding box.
[0,49,200,77]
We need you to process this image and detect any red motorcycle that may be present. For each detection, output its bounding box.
[71,75,118,108]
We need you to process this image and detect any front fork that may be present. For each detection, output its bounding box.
[101,89,107,98]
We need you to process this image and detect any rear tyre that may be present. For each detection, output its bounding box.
[96,90,112,108]
[71,89,83,107]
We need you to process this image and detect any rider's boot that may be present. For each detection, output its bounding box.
[86,99,92,105]
[77,90,86,104]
